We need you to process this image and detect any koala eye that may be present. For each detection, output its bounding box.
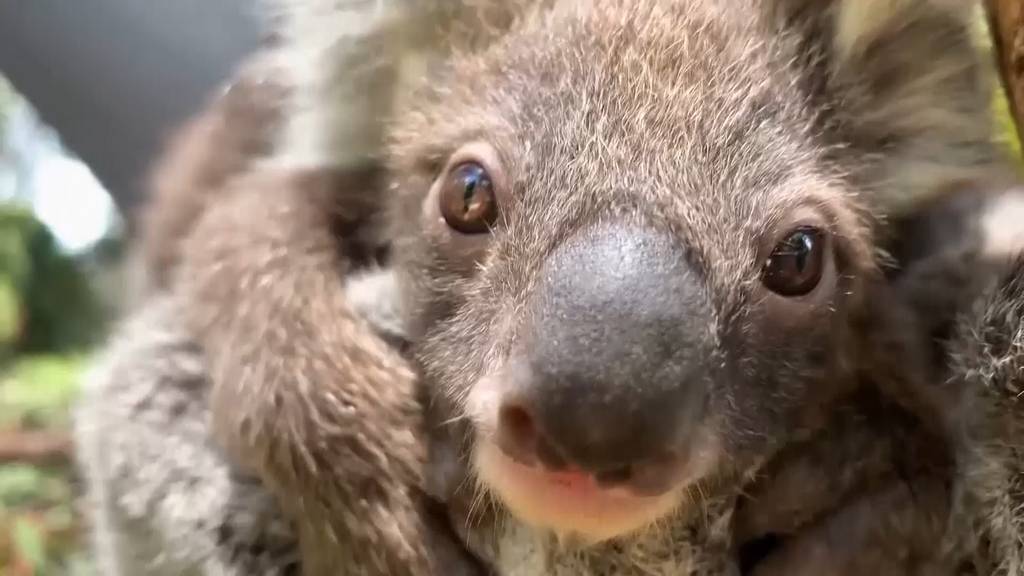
[439,161,498,234]
[761,227,825,297]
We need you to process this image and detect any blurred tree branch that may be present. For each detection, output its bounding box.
[988,0,1024,143]
[0,431,70,466]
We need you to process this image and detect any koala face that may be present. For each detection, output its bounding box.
[389,0,991,541]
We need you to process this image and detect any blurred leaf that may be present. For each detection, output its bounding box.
[11,515,46,573]
[0,355,87,428]
[0,279,21,352]
[0,205,33,294]
[995,84,1023,160]
[0,466,47,507]
[0,205,106,354]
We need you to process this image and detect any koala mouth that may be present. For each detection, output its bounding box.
[474,440,685,542]
[466,367,722,541]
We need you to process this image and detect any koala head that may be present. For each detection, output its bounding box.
[388,0,998,541]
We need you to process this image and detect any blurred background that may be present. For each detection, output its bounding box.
[0,2,260,573]
[0,3,1019,576]
[0,79,120,574]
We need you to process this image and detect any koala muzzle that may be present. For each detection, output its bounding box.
[495,224,713,495]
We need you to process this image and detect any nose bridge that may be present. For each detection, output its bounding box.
[517,223,712,468]
[544,222,686,301]
[531,223,704,355]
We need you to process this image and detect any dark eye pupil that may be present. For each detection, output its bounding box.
[761,227,825,297]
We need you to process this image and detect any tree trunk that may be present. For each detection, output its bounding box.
[987,0,1024,143]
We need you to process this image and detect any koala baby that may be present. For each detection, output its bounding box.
[77,0,1021,574]
[384,0,1005,569]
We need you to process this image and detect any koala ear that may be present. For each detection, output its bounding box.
[831,0,972,60]
[784,0,1010,216]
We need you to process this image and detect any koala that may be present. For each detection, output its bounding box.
[75,189,1015,576]
[880,182,1024,576]
[379,2,1016,573]
[76,0,1024,574]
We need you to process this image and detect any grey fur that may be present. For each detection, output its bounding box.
[942,246,1024,576]
[73,295,299,576]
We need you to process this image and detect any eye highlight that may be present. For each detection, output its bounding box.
[440,161,498,234]
[761,227,826,297]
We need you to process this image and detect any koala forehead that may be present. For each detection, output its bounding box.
[399,0,863,291]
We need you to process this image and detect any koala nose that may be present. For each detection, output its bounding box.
[494,225,713,484]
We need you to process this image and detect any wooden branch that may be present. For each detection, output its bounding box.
[0,430,72,465]
[987,0,1024,142]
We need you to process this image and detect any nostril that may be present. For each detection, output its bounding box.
[496,403,539,466]
[501,404,535,440]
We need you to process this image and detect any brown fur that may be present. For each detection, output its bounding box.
[139,54,289,291]
[179,165,486,575]
[134,52,483,572]
[133,0,1019,574]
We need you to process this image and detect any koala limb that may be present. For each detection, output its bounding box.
[139,53,288,293]
[179,165,485,576]
[73,295,300,576]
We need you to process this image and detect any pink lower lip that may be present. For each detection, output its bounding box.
[476,443,683,540]
[520,465,639,500]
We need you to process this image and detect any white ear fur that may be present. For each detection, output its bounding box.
[981,191,1024,260]
[266,0,424,168]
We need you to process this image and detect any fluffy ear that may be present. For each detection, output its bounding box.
[262,0,424,168]
[785,0,1012,216]
[264,0,527,168]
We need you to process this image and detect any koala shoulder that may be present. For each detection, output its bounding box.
[138,52,289,291]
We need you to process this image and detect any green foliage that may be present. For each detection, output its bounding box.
[0,355,86,429]
[0,204,106,356]
[994,82,1023,160]
[0,280,20,349]
[0,463,85,576]
[12,517,48,572]
[0,466,50,506]
[0,203,102,573]
[0,207,32,291]
[0,355,94,576]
